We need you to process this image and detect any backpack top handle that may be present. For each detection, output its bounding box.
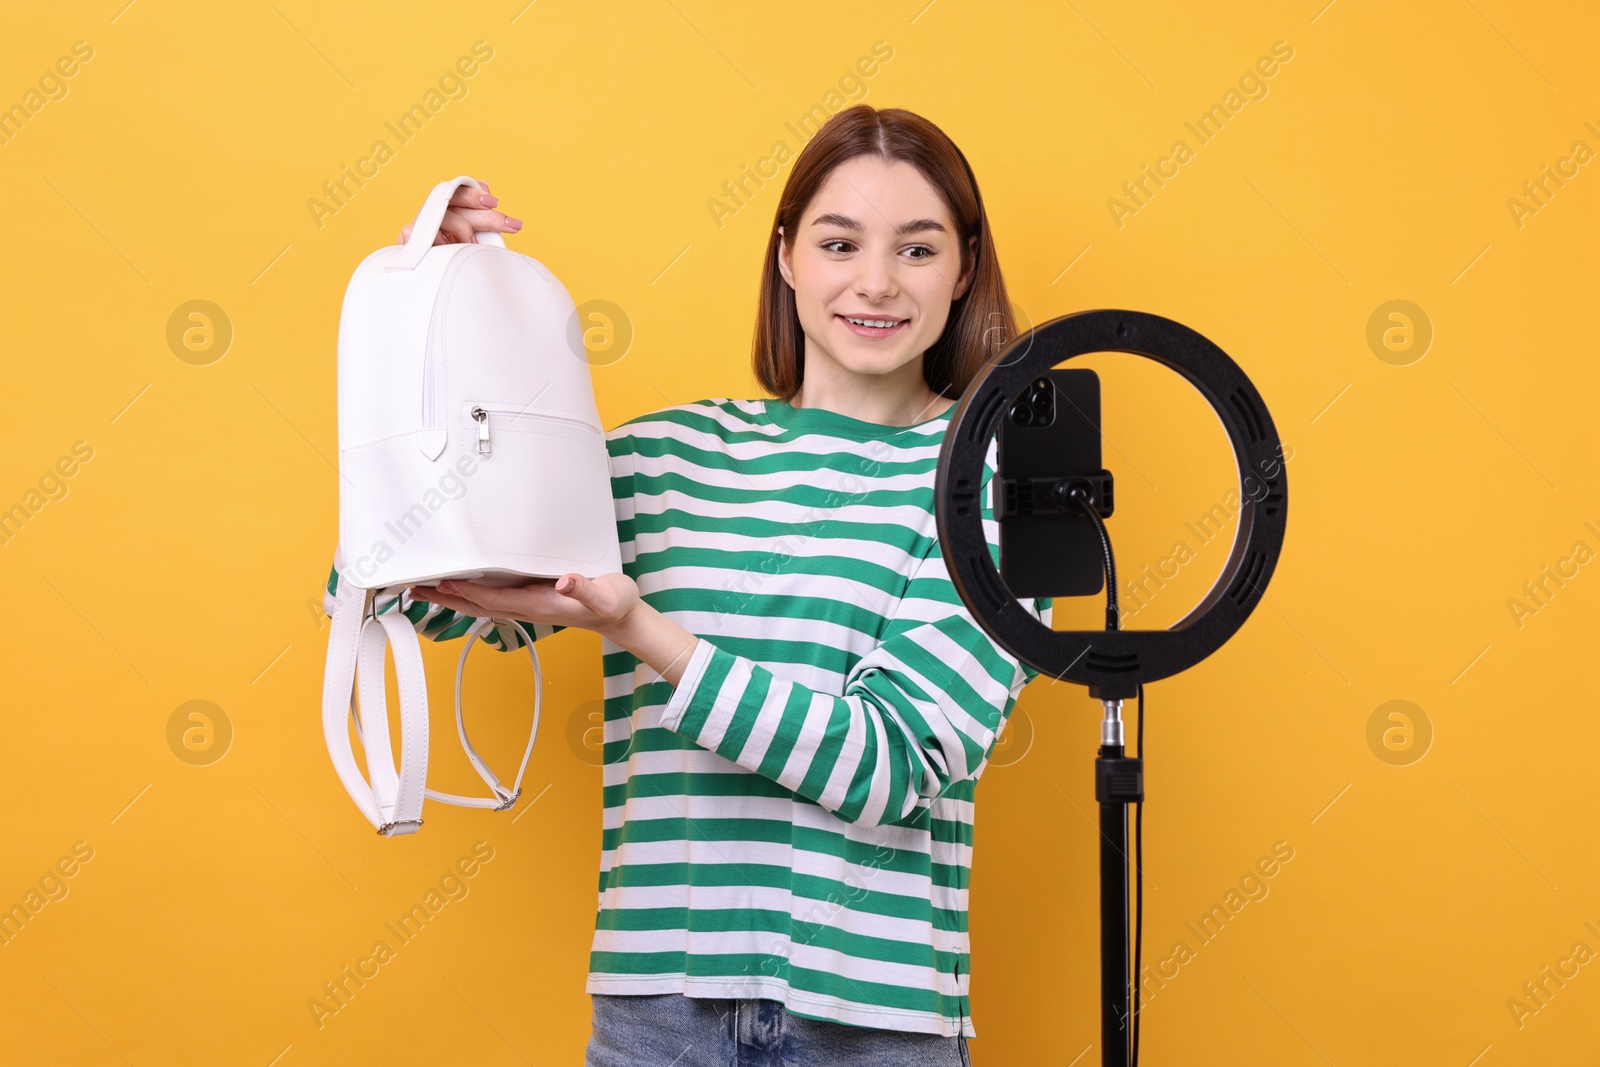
[386,175,507,274]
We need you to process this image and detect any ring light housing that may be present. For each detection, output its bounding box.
[935,309,1289,701]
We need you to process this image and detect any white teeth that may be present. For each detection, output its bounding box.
[845,316,901,328]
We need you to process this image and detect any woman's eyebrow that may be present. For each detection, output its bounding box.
[810,212,948,236]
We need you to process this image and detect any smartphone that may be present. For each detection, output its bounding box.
[994,368,1110,599]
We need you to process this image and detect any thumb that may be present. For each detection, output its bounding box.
[555,573,588,602]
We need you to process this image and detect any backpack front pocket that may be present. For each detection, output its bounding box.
[461,401,614,567]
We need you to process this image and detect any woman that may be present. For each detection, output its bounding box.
[326,104,1051,1066]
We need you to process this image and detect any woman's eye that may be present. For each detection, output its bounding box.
[817,240,935,258]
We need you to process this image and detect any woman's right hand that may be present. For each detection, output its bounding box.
[398,179,523,245]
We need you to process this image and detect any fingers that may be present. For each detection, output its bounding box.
[445,183,519,243]
[448,206,522,241]
[435,206,522,245]
[448,183,495,209]
[411,579,560,621]
[437,581,543,614]
[398,181,520,246]
[407,586,488,615]
[435,211,477,245]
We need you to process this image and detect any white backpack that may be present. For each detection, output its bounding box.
[320,175,621,837]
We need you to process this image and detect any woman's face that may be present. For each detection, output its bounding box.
[778,155,975,390]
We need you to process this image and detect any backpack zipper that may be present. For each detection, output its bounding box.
[420,248,483,443]
[465,402,601,460]
[470,407,491,455]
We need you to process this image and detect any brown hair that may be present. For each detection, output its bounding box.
[752,105,1015,401]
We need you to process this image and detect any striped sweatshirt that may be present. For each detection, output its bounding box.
[324,397,1051,1037]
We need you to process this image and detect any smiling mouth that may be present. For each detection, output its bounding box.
[837,314,908,337]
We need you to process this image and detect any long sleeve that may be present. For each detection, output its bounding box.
[323,542,560,652]
[656,461,1052,828]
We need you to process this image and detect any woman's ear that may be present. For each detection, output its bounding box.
[952,234,978,300]
[776,225,795,290]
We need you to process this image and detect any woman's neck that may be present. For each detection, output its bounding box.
[788,369,954,427]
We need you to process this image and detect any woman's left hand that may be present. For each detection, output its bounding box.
[410,572,641,635]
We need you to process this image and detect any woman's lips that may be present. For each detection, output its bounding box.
[836,314,907,338]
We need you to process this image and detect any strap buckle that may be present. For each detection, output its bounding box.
[492,787,521,812]
[377,819,424,836]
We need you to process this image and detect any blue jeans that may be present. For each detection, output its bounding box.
[584,993,971,1066]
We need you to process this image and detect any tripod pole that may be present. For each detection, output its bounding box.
[1096,697,1143,1067]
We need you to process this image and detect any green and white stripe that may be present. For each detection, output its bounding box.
[327,397,1050,1038]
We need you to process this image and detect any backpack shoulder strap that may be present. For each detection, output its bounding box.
[428,619,542,811]
[354,610,431,835]
[321,585,388,832]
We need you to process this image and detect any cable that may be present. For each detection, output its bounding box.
[1069,484,1141,1066]
[1069,484,1119,631]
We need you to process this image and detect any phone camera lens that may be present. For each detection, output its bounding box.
[1011,403,1035,427]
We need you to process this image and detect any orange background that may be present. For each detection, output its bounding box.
[1,2,1595,1064]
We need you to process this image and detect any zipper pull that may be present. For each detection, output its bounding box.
[471,407,491,455]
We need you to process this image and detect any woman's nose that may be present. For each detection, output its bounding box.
[852,254,897,298]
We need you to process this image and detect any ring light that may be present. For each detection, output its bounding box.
[935,308,1289,701]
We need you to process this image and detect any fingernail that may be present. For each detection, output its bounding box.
[481,194,498,207]
[506,218,523,231]
[556,576,574,592]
